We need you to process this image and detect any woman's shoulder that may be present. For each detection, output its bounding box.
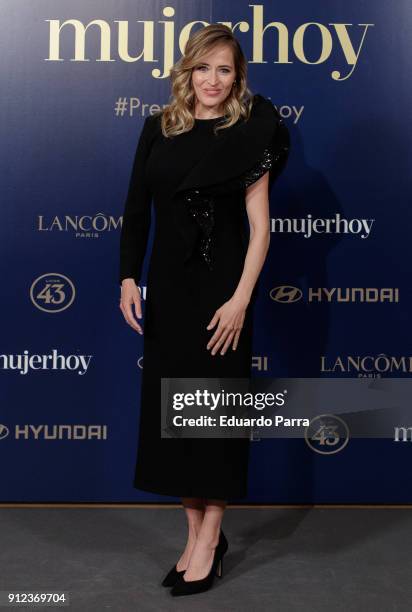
[248,92,281,123]
[144,110,163,131]
[140,111,163,147]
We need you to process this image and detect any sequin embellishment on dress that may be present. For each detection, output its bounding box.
[182,117,290,269]
[184,189,215,270]
[243,146,274,188]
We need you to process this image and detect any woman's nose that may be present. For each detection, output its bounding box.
[206,72,219,84]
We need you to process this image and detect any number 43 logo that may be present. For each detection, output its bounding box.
[304,414,350,454]
[30,273,75,313]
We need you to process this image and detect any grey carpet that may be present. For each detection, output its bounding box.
[0,506,410,611]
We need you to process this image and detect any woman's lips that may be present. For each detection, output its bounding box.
[204,90,221,96]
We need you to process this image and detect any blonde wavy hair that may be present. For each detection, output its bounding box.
[159,24,254,138]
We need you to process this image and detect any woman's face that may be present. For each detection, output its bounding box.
[191,44,236,113]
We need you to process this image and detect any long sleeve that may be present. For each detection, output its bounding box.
[119,116,153,286]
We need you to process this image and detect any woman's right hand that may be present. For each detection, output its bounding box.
[120,279,143,334]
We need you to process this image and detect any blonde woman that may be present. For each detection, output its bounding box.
[119,23,289,597]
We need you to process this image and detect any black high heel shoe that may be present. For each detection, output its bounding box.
[171,529,228,597]
[161,564,186,587]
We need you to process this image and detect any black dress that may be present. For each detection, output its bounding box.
[119,93,290,500]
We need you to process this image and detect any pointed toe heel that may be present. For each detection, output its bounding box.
[161,564,186,587]
[170,528,228,596]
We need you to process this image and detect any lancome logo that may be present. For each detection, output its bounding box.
[320,354,412,376]
[37,213,120,237]
[45,6,374,81]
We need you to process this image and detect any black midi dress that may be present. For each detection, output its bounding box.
[119,92,290,500]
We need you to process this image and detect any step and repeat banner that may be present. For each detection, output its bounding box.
[2,1,411,503]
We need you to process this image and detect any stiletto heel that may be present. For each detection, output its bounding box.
[171,529,228,596]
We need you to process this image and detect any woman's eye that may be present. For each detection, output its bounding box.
[196,66,230,73]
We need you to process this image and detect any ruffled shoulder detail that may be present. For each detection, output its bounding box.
[172,93,290,199]
[171,94,290,269]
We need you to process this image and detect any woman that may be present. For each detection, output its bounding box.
[119,24,289,597]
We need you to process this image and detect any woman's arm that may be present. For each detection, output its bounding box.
[119,116,153,285]
[233,171,271,305]
[119,116,153,334]
[206,171,270,355]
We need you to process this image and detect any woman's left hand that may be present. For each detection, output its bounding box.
[206,296,248,355]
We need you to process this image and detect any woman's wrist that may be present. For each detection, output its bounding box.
[231,290,251,308]
[121,277,137,285]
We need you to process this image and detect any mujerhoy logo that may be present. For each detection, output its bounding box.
[45,7,374,81]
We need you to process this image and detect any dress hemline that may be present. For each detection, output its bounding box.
[133,476,248,501]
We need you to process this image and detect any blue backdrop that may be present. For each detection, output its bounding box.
[2,1,411,503]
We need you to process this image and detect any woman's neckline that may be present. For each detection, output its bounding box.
[194,115,224,121]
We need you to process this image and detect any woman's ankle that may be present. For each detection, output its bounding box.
[187,521,203,540]
[196,527,221,548]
